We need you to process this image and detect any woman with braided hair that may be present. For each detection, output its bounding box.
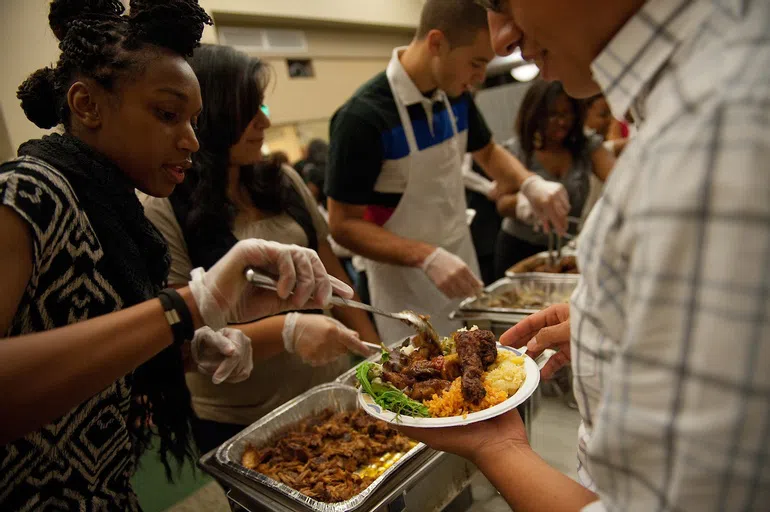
[0,1,354,509]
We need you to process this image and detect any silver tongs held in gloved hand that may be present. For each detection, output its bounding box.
[547,216,581,266]
[244,268,441,350]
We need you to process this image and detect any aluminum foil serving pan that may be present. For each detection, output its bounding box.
[457,275,579,316]
[505,249,581,276]
[215,382,427,512]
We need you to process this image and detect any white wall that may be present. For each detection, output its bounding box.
[0,0,60,154]
[0,0,420,152]
[475,82,532,143]
[199,0,423,33]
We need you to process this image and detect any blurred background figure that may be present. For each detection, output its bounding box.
[462,154,502,286]
[266,150,290,168]
[294,138,329,208]
[583,94,628,157]
[495,80,616,279]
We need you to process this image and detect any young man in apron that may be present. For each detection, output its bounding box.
[326,0,569,342]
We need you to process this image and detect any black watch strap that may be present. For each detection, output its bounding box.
[158,288,195,346]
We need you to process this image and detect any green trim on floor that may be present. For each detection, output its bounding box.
[131,443,211,512]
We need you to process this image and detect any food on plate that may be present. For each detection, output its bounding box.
[482,284,572,310]
[356,327,526,418]
[240,409,416,503]
[485,350,527,396]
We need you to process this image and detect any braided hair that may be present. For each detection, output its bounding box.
[16,0,212,482]
[17,0,211,130]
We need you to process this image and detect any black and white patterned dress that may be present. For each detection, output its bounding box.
[0,156,141,511]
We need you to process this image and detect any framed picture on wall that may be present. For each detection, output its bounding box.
[287,59,315,78]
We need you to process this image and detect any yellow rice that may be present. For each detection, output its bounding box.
[424,350,526,418]
[425,378,507,418]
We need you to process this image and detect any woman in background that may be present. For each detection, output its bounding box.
[295,138,330,208]
[494,81,616,278]
[583,94,628,157]
[143,44,380,453]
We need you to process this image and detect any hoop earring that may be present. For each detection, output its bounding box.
[533,131,543,149]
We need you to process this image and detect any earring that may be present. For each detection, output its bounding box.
[533,131,543,149]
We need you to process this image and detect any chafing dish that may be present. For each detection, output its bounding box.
[457,275,578,317]
[505,249,580,276]
[202,380,478,512]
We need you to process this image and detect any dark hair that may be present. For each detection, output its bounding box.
[177,44,317,257]
[16,0,212,483]
[583,94,605,109]
[267,151,290,168]
[515,80,587,166]
[298,139,329,206]
[17,0,212,129]
[416,0,489,48]
[305,139,329,167]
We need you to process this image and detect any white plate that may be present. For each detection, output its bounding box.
[357,345,540,428]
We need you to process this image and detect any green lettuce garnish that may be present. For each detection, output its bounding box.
[356,362,430,418]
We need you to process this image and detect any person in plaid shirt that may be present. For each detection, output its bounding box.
[400,1,770,510]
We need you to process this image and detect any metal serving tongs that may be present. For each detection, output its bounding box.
[244,268,442,351]
[518,346,558,372]
[547,216,581,266]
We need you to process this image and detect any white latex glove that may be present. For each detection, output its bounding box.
[282,313,377,367]
[191,327,253,384]
[421,247,484,299]
[514,193,537,225]
[486,181,501,202]
[519,175,570,234]
[189,240,354,331]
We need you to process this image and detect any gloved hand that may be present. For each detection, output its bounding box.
[282,313,377,367]
[486,181,501,202]
[514,193,537,225]
[189,239,354,331]
[519,175,570,234]
[421,247,484,299]
[191,327,253,384]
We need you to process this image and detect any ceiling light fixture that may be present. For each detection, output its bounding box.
[511,63,540,82]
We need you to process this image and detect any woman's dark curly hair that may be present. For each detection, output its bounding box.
[16,0,212,482]
[173,44,317,263]
[515,80,587,167]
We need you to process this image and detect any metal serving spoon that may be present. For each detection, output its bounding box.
[244,268,441,349]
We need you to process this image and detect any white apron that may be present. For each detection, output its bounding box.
[364,58,481,342]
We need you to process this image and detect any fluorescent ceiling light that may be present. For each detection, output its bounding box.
[511,63,540,82]
[486,48,525,75]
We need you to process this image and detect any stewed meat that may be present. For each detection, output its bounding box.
[408,379,452,401]
[382,370,415,390]
[241,410,414,503]
[455,330,498,404]
[402,358,444,380]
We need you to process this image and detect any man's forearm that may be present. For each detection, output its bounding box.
[474,143,533,194]
[496,193,518,218]
[331,218,434,268]
[475,444,598,512]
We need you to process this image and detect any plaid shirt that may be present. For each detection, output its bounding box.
[571,0,770,510]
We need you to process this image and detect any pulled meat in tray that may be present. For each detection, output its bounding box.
[241,409,415,503]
